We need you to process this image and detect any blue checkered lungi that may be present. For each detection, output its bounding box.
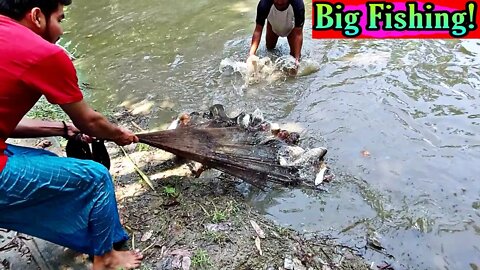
[0,144,128,255]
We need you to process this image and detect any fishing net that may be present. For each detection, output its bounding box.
[137,105,328,189]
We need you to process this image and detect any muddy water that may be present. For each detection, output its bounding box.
[62,1,480,269]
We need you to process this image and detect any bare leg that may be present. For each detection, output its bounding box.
[266,22,279,50]
[0,146,144,269]
[93,250,143,270]
[286,28,303,76]
[287,28,303,61]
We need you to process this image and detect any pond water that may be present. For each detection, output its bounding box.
[62,0,480,268]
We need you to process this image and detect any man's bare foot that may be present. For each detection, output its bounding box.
[92,250,143,270]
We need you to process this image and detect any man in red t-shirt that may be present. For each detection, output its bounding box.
[0,0,143,269]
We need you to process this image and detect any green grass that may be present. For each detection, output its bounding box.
[163,186,178,198]
[211,210,227,223]
[25,82,112,123]
[191,249,213,269]
[135,143,150,152]
[26,97,68,120]
[203,231,227,244]
[201,200,240,224]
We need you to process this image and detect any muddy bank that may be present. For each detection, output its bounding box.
[108,109,370,270]
[1,109,370,270]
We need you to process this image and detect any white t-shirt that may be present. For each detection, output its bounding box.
[256,0,305,37]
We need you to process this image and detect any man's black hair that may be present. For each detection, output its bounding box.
[0,0,71,20]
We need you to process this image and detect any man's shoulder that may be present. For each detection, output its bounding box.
[258,0,274,12]
[0,16,62,63]
[290,0,305,11]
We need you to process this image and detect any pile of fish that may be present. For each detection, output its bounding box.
[167,104,333,187]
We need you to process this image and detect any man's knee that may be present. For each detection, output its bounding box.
[82,160,112,187]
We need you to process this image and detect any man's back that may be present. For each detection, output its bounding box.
[0,14,82,170]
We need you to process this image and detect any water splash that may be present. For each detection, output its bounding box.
[297,58,321,77]
[219,55,320,86]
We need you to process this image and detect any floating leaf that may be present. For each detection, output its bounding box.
[472,201,480,210]
[361,150,371,157]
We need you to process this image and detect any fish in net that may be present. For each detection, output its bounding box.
[138,105,330,189]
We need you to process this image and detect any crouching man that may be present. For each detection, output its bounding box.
[248,0,305,67]
[0,0,143,269]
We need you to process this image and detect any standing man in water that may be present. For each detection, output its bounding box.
[248,0,305,67]
[0,0,143,269]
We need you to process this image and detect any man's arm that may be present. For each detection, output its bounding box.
[60,100,138,146]
[289,0,305,65]
[288,27,303,64]
[249,24,264,57]
[18,49,136,145]
[10,118,79,138]
[249,0,269,58]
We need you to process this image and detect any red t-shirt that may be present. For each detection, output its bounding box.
[0,15,83,171]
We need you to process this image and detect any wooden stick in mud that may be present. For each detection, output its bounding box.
[119,146,156,191]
